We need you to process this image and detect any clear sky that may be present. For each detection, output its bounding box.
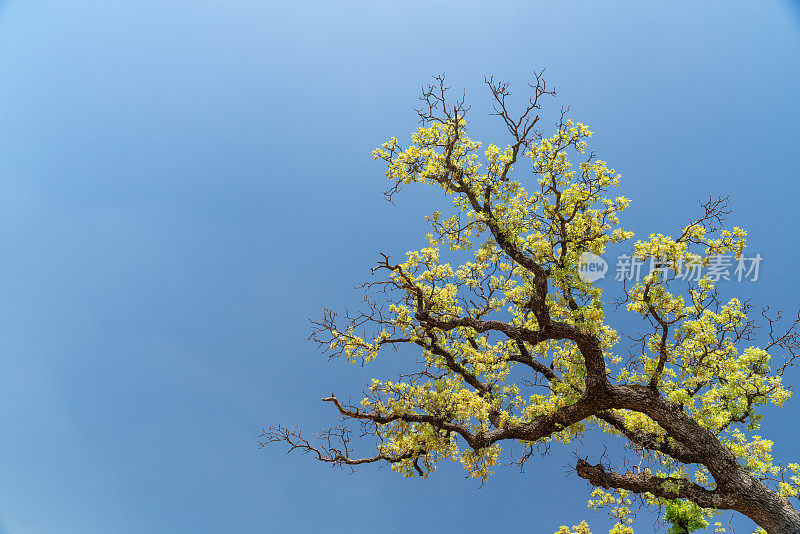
[0,1,799,533]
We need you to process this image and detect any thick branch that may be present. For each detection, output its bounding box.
[595,410,703,465]
[576,459,735,509]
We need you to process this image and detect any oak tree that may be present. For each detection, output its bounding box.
[262,74,800,534]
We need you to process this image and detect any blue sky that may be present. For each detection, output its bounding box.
[0,1,799,533]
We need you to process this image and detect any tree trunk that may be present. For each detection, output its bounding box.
[739,484,800,534]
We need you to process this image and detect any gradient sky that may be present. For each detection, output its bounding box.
[0,1,799,533]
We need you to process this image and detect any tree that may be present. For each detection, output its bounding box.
[261,73,800,534]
